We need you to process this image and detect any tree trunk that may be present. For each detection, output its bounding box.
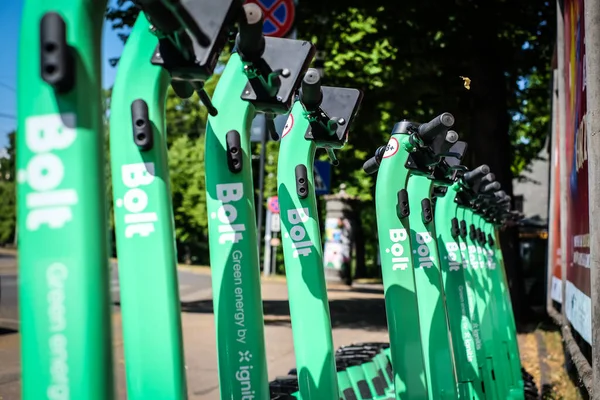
[466,15,531,325]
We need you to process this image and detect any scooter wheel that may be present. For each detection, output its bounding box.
[269,375,299,398]
[521,367,540,399]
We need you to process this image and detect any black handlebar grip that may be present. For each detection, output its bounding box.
[493,190,507,200]
[482,181,501,193]
[463,164,490,184]
[363,146,386,175]
[417,112,455,142]
[300,68,322,110]
[480,173,495,185]
[363,156,381,175]
[237,3,265,59]
[499,195,511,204]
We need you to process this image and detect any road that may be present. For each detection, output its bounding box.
[0,253,214,330]
[0,251,389,399]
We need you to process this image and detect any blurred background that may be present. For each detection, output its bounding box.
[0,0,592,399]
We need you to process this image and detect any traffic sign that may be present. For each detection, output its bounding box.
[244,0,296,38]
[271,213,281,232]
[314,161,332,195]
[267,196,280,213]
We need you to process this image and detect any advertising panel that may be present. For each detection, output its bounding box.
[563,0,591,344]
[549,111,562,304]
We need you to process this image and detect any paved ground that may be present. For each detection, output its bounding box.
[0,251,389,400]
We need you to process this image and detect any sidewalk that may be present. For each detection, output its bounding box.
[0,274,389,399]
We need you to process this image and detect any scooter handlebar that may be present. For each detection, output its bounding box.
[462,164,490,184]
[481,181,501,193]
[363,146,386,175]
[237,3,265,59]
[417,112,455,142]
[300,68,323,110]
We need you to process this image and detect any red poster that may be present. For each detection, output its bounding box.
[549,112,562,304]
[563,0,591,344]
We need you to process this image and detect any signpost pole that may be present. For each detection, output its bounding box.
[583,0,600,392]
[264,210,273,276]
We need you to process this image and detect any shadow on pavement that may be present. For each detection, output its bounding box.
[327,285,384,295]
[180,297,388,331]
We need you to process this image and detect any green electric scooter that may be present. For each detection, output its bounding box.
[362,117,528,399]
[113,1,316,398]
[434,164,501,400]
[109,1,261,398]
[17,1,115,398]
[203,3,316,398]
[362,114,462,400]
[270,68,364,400]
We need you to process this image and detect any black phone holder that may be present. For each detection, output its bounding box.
[142,0,243,111]
[240,38,316,114]
[304,87,363,149]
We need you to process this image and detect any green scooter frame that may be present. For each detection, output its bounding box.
[405,175,458,399]
[408,163,485,399]
[478,212,524,396]
[109,1,248,395]
[109,15,187,399]
[458,205,510,399]
[435,169,505,400]
[369,126,429,399]
[276,69,363,400]
[17,1,115,399]
[204,49,271,400]
[461,206,522,399]
[204,7,316,396]
[364,114,462,400]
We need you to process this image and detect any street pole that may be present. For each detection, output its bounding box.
[583,0,600,394]
[263,210,272,276]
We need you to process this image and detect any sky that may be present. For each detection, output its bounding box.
[0,0,126,148]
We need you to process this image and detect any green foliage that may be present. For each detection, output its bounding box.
[168,135,208,241]
[0,131,15,245]
[0,181,15,245]
[102,0,555,275]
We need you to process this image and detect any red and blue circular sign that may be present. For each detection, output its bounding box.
[244,0,296,38]
[267,196,280,214]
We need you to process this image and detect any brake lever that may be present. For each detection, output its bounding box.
[327,149,339,166]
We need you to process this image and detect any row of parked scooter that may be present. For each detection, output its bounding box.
[267,103,539,400]
[18,0,537,399]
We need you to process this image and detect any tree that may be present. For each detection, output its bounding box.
[103,1,555,292]
[0,131,16,245]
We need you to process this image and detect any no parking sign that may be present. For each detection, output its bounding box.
[244,0,296,38]
[267,196,280,214]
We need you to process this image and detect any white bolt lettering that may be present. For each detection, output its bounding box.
[119,162,157,238]
[388,229,409,271]
[215,183,246,244]
[416,232,434,268]
[287,208,312,257]
[21,114,79,231]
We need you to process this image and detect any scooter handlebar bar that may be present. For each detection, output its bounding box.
[417,112,455,142]
[463,164,490,184]
[480,173,495,185]
[362,146,386,175]
[481,181,501,193]
[300,68,323,110]
[237,3,265,59]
